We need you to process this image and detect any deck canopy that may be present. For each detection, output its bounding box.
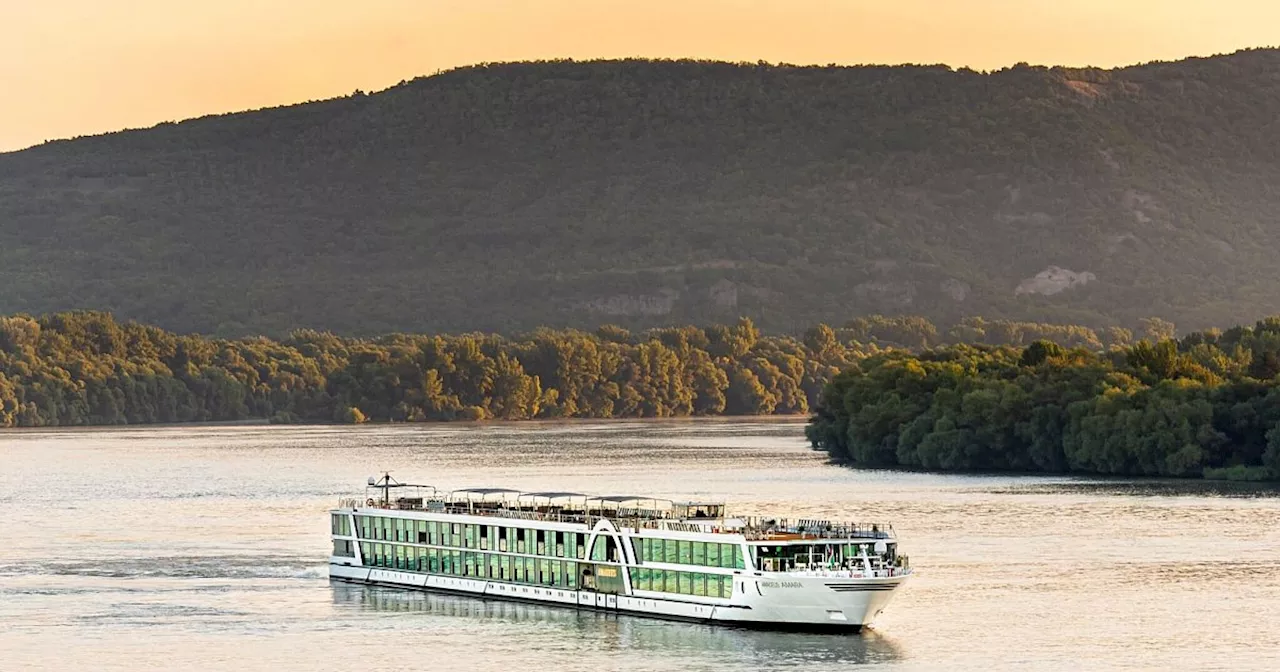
[587,495,675,517]
[517,492,589,509]
[448,487,523,505]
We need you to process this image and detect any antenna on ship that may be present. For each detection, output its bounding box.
[367,471,399,508]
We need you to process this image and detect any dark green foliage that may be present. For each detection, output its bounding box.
[0,312,857,427]
[807,317,1280,480]
[5,53,1280,336]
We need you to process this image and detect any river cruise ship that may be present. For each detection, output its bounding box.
[328,475,911,632]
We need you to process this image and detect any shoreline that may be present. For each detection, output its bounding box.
[0,414,812,432]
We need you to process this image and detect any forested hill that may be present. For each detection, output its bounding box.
[4,51,1280,336]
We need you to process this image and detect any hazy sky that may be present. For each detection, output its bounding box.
[3,0,1278,152]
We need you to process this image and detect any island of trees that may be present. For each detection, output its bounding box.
[3,310,1277,481]
[807,319,1280,482]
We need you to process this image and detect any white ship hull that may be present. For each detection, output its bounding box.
[329,557,906,631]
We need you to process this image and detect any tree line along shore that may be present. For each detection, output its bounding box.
[2,311,1277,481]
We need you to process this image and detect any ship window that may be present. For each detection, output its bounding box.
[719,544,735,569]
[692,542,705,566]
[692,572,706,597]
[637,567,651,591]
[710,574,724,598]
[678,571,692,594]
[525,557,536,584]
[706,543,720,567]
[676,541,690,565]
[660,539,675,564]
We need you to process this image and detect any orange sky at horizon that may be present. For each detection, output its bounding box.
[3,0,1278,152]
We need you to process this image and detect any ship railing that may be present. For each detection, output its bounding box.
[740,518,895,541]
[784,567,910,579]
[344,497,899,540]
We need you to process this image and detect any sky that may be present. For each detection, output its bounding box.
[3,0,1278,152]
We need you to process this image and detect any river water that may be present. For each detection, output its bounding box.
[1,420,1278,671]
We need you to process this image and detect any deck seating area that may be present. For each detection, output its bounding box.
[343,477,896,541]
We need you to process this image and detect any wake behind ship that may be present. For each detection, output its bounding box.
[329,475,911,631]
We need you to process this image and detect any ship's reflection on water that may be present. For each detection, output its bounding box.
[331,582,905,667]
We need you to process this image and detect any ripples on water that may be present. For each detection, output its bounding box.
[2,421,1279,671]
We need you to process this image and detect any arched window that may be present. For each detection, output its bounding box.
[589,534,619,562]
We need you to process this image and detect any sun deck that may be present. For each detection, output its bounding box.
[341,477,895,543]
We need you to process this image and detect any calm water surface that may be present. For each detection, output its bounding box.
[2,421,1278,671]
